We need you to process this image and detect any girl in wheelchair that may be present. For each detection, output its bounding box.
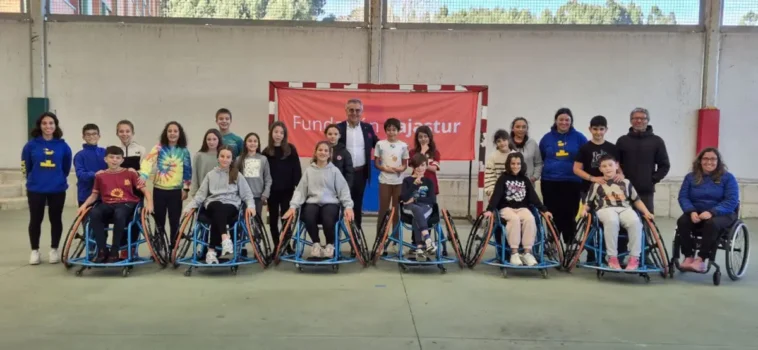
[283,141,354,259]
[483,152,552,266]
[182,146,256,264]
[400,153,437,259]
[580,154,653,271]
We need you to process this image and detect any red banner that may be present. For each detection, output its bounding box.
[276,88,478,160]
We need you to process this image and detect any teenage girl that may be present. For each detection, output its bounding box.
[116,120,146,171]
[190,129,223,198]
[263,121,302,250]
[237,132,272,216]
[140,121,192,247]
[324,124,354,187]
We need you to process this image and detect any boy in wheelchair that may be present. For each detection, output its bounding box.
[77,146,154,263]
[400,153,437,259]
[580,154,653,270]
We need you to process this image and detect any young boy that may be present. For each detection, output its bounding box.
[400,153,437,259]
[580,155,653,271]
[374,118,409,236]
[78,146,154,262]
[215,108,244,158]
[74,124,107,206]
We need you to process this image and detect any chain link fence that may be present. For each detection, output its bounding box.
[723,0,757,25]
[0,0,25,12]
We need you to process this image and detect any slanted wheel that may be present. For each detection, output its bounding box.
[141,210,168,267]
[713,271,721,286]
[726,222,750,281]
[345,220,369,267]
[273,216,296,266]
[63,207,91,269]
[541,213,565,271]
[642,217,669,278]
[172,211,196,268]
[564,215,593,272]
[370,210,394,265]
[245,212,272,269]
[463,213,494,268]
[441,210,466,269]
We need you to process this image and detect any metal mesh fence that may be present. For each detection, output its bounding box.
[48,0,365,21]
[723,0,758,25]
[386,0,701,25]
[0,0,25,12]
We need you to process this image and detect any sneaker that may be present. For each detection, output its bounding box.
[30,250,41,265]
[692,257,707,272]
[48,249,60,264]
[424,238,437,254]
[414,248,425,260]
[509,254,523,266]
[680,257,695,271]
[205,250,219,264]
[119,250,129,260]
[220,238,234,257]
[625,256,640,271]
[310,243,324,258]
[521,253,538,267]
[323,244,335,258]
[607,256,621,269]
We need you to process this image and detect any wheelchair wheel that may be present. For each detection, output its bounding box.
[141,209,168,267]
[273,215,295,266]
[171,210,195,268]
[370,208,394,265]
[345,219,369,267]
[541,213,565,270]
[563,215,592,272]
[726,222,750,281]
[463,213,494,268]
[245,212,271,269]
[441,209,466,268]
[62,207,92,268]
[643,217,669,278]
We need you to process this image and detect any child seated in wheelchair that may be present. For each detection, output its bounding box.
[183,146,256,264]
[483,152,552,266]
[580,154,653,270]
[77,146,154,263]
[400,153,437,259]
[283,141,354,259]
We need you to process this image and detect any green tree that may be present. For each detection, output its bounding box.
[647,5,676,25]
[739,11,758,26]
[163,0,325,20]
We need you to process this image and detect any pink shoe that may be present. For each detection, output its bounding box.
[680,257,695,271]
[607,256,621,269]
[692,257,707,273]
[625,256,640,271]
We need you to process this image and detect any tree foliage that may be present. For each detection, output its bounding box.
[163,0,326,20]
[739,11,758,26]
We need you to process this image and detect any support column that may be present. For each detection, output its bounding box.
[29,0,47,98]
[367,0,382,83]
[701,0,722,107]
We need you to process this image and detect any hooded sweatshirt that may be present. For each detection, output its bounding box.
[139,144,192,191]
[539,126,587,182]
[74,144,107,203]
[239,153,272,199]
[119,140,146,171]
[616,126,670,194]
[290,162,354,209]
[21,137,73,194]
[184,167,255,212]
[511,136,543,181]
[486,172,547,212]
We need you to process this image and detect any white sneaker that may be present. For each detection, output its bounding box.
[521,253,538,267]
[49,249,60,264]
[323,244,335,258]
[509,254,523,266]
[310,243,324,258]
[30,250,41,265]
[205,250,219,264]
[424,238,437,254]
[220,239,234,257]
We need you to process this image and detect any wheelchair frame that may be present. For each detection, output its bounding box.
[61,201,169,277]
[171,205,273,276]
[369,205,465,274]
[272,207,369,273]
[463,207,564,278]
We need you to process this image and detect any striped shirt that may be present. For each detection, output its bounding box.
[484,150,517,196]
[585,179,639,210]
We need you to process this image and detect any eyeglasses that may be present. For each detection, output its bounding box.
[347,108,362,113]
[84,132,99,137]
[631,117,648,121]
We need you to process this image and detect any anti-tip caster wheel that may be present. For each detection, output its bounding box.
[713,271,721,286]
[331,264,339,273]
[184,269,192,277]
[596,270,603,280]
[642,274,651,283]
[231,266,238,275]
[75,270,83,277]
[399,264,409,272]
[122,267,130,278]
[438,265,447,274]
[541,269,549,279]
[500,267,507,279]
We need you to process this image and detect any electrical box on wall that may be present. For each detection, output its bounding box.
[27,97,50,140]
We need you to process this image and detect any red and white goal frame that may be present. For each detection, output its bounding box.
[268,81,489,220]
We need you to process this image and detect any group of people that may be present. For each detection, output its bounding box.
[20,101,740,273]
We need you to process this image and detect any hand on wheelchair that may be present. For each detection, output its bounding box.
[344,208,354,222]
[76,204,90,217]
[144,200,154,214]
[245,207,256,218]
[282,208,295,220]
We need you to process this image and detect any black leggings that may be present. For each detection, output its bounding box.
[268,189,294,246]
[89,202,136,257]
[677,212,736,260]
[205,201,239,248]
[27,191,66,250]
[301,203,339,245]
[153,188,183,246]
[541,180,581,244]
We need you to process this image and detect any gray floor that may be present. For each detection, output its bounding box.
[0,208,756,350]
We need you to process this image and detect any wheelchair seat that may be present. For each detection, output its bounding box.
[400,204,440,227]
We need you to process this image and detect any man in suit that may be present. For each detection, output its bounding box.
[338,98,379,230]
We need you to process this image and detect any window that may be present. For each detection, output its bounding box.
[0,0,24,13]
[723,0,758,26]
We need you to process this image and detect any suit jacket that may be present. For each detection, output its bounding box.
[337,120,379,184]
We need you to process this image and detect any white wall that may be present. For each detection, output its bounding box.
[0,20,31,169]
[383,30,704,178]
[718,32,758,179]
[45,22,368,157]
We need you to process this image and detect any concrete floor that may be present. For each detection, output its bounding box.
[0,208,756,350]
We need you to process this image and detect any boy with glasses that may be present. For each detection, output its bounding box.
[74,124,107,206]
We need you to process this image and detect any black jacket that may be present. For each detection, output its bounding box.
[486,173,547,212]
[263,144,302,193]
[616,126,670,194]
[331,143,354,188]
[337,121,379,185]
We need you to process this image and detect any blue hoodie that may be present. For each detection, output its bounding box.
[74,144,107,203]
[539,126,588,182]
[678,172,739,216]
[21,137,73,194]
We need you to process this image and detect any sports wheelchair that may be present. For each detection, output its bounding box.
[669,208,750,286]
[563,210,669,283]
[272,206,369,273]
[370,204,465,273]
[61,201,170,277]
[464,207,564,278]
[171,204,273,276]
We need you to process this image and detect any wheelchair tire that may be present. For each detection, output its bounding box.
[441,209,466,268]
[463,213,494,268]
[726,222,750,281]
[141,210,168,267]
[643,217,669,278]
[245,212,271,269]
[62,207,92,268]
[171,210,195,267]
[273,215,295,266]
[541,213,565,270]
[563,215,592,272]
[370,208,394,265]
[345,220,369,267]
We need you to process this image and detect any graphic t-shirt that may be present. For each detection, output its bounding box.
[575,141,619,193]
[584,179,639,210]
[400,176,436,205]
[374,140,410,185]
[93,169,145,204]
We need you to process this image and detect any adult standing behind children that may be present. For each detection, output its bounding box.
[116,120,146,171]
[375,118,410,237]
[264,121,302,251]
[215,108,244,158]
[337,98,379,231]
[74,124,107,207]
[21,112,73,265]
[510,117,542,184]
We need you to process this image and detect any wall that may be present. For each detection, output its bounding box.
[0,20,31,169]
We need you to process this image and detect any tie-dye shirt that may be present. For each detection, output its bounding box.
[139,144,192,190]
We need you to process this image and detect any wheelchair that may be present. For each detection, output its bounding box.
[563,209,669,283]
[272,206,369,273]
[171,204,273,276]
[669,208,750,286]
[369,204,465,273]
[61,201,170,277]
[464,207,564,278]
